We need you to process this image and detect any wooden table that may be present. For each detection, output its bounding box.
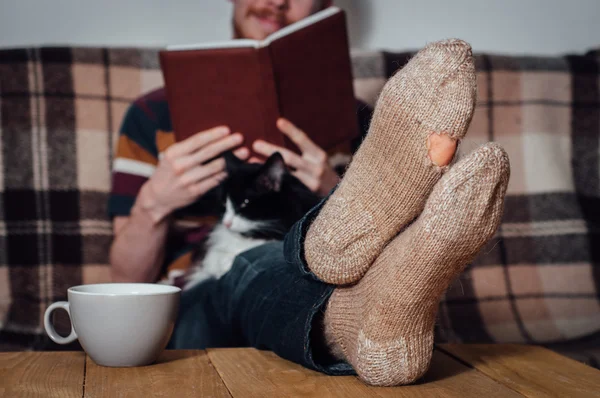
[1,344,600,397]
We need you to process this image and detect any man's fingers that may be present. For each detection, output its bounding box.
[176,133,243,171]
[292,170,319,193]
[189,172,228,196]
[179,157,226,186]
[252,140,306,170]
[193,133,243,164]
[167,126,230,158]
[277,118,322,155]
[233,147,250,160]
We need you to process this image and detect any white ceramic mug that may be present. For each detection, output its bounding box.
[44,283,181,367]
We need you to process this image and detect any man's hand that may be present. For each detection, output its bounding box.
[139,126,249,223]
[251,118,339,196]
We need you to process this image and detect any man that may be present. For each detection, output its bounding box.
[109,0,510,387]
[109,0,366,284]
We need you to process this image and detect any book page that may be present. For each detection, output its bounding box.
[165,7,340,51]
[167,39,260,51]
[260,7,340,47]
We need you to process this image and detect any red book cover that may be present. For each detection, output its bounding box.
[159,7,358,154]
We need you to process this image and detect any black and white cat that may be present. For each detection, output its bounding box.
[182,152,321,290]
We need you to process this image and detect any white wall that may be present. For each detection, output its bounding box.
[1,0,598,54]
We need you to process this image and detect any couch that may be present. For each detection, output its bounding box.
[1,45,599,366]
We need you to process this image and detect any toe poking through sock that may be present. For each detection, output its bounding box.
[427,132,457,167]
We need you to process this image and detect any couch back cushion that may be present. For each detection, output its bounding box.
[1,46,599,347]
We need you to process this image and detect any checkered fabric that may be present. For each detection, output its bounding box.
[0,47,164,349]
[1,47,599,365]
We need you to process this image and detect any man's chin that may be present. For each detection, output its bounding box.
[233,24,267,40]
[254,16,283,36]
[234,16,284,40]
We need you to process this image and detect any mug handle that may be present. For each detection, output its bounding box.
[44,302,78,344]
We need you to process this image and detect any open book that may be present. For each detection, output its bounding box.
[159,7,358,153]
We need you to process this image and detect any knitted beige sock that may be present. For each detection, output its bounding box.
[305,39,477,285]
[323,143,510,386]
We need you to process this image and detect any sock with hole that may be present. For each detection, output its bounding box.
[323,143,510,386]
[305,39,477,284]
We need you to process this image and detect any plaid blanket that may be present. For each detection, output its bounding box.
[1,46,599,366]
[0,48,164,348]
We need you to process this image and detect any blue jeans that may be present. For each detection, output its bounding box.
[166,198,355,375]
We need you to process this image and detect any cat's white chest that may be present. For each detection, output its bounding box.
[203,225,266,277]
[184,197,272,290]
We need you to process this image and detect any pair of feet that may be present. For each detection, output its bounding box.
[303,39,511,386]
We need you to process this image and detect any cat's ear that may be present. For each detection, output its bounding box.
[257,152,287,192]
[222,151,245,175]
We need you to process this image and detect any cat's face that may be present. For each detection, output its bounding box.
[222,152,320,240]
